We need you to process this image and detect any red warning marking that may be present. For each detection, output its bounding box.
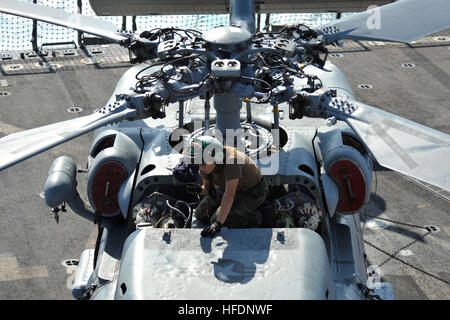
[91,161,127,214]
[329,159,366,213]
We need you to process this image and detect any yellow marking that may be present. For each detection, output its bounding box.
[416,203,431,209]
[0,257,49,282]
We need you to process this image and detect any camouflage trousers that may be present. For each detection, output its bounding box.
[195,178,268,228]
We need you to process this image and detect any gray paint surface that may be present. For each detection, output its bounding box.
[116,228,334,300]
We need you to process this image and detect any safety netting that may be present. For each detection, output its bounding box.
[0,0,353,51]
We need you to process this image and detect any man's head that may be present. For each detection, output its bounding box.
[183,135,224,167]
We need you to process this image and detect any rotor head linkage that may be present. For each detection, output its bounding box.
[272,102,280,130]
[178,100,184,128]
[204,98,211,132]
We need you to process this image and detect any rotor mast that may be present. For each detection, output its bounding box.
[229,0,256,33]
[211,0,256,136]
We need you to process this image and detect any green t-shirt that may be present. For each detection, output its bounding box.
[201,148,262,192]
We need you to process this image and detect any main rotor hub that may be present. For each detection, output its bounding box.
[203,26,252,53]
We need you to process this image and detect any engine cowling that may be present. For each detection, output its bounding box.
[87,130,141,217]
[326,153,371,214]
[319,130,372,215]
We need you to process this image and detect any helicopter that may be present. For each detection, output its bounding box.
[0,0,449,301]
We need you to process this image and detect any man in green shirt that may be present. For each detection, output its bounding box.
[185,136,268,237]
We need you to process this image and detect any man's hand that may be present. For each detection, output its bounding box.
[201,220,223,237]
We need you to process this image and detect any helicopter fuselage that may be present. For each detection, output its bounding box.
[48,59,389,300]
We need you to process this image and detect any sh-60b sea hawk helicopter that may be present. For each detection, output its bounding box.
[0,0,449,300]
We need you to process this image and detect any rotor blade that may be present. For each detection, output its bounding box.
[0,103,136,171]
[319,0,450,43]
[0,0,128,43]
[334,101,450,191]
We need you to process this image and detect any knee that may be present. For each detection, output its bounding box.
[195,198,218,224]
[194,206,210,224]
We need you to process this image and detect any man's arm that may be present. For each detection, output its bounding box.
[200,178,239,237]
[216,178,239,224]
